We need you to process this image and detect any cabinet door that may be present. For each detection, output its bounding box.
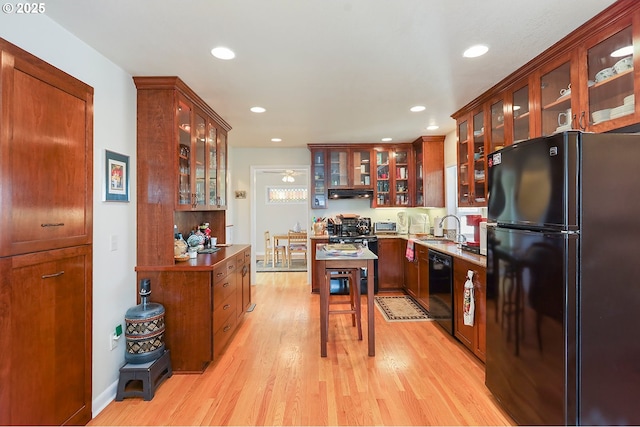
[374,149,391,206]
[417,246,430,311]
[217,132,227,208]
[394,148,411,206]
[207,120,218,207]
[471,109,486,205]
[457,118,471,207]
[404,255,419,299]
[583,21,637,132]
[511,81,533,143]
[0,246,92,425]
[539,54,575,137]
[453,258,475,350]
[474,268,487,362]
[489,98,505,154]
[351,148,373,188]
[177,96,194,210]
[310,149,327,208]
[0,52,93,256]
[328,149,349,187]
[194,111,207,207]
[377,238,404,291]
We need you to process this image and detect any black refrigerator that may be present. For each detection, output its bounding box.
[485,131,640,426]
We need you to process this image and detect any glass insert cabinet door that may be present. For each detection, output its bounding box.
[512,84,531,143]
[586,25,634,128]
[207,122,217,206]
[177,98,192,207]
[540,60,572,136]
[375,150,390,206]
[457,119,470,206]
[394,148,410,206]
[351,149,372,186]
[217,132,227,207]
[194,113,206,206]
[311,149,326,209]
[329,150,348,187]
[489,99,505,153]
[472,111,486,204]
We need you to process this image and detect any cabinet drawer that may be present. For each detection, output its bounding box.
[213,273,236,309]
[214,259,236,283]
[213,313,237,357]
[213,292,237,333]
[236,252,245,267]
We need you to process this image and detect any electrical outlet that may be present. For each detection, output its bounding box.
[109,333,118,350]
[110,234,118,251]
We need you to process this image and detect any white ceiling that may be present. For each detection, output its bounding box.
[46,0,617,148]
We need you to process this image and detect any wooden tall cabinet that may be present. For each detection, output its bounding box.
[0,38,93,425]
[134,76,231,266]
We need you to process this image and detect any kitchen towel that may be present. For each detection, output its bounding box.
[463,270,475,326]
[405,238,415,262]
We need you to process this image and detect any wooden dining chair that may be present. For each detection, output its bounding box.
[287,231,308,268]
[264,231,286,267]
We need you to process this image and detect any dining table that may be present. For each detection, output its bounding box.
[315,244,378,357]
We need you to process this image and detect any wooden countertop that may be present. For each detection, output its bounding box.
[136,244,251,272]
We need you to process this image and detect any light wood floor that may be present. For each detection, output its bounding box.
[90,272,514,426]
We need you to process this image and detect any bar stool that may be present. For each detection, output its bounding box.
[321,268,362,355]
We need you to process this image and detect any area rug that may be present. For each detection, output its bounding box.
[256,259,307,272]
[374,295,432,322]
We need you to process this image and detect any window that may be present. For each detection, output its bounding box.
[267,186,308,204]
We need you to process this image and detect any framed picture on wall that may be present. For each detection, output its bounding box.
[104,149,130,202]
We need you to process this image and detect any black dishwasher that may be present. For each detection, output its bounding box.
[428,250,453,335]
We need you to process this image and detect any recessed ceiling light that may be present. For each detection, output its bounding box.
[611,45,633,57]
[463,44,489,58]
[250,106,266,113]
[211,46,235,60]
[410,105,426,112]
[427,125,439,131]
[381,137,392,142]
[271,138,282,142]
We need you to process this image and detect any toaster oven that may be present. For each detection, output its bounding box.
[374,221,397,234]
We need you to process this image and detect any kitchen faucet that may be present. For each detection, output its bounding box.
[439,215,467,245]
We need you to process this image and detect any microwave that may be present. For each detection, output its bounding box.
[374,221,397,234]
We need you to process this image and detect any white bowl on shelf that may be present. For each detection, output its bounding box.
[614,56,633,74]
[595,67,615,82]
[591,108,612,123]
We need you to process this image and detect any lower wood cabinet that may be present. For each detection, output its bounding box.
[453,257,486,362]
[0,245,92,425]
[377,238,404,291]
[310,237,329,292]
[136,245,251,372]
[404,251,419,298]
[416,246,430,311]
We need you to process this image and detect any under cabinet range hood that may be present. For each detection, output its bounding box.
[328,189,374,199]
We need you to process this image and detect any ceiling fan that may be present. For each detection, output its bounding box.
[263,169,300,183]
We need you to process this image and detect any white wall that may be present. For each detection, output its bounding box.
[0,14,138,415]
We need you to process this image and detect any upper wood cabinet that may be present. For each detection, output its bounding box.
[310,148,328,209]
[327,146,374,189]
[0,41,93,257]
[453,0,640,207]
[413,135,445,208]
[134,76,231,212]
